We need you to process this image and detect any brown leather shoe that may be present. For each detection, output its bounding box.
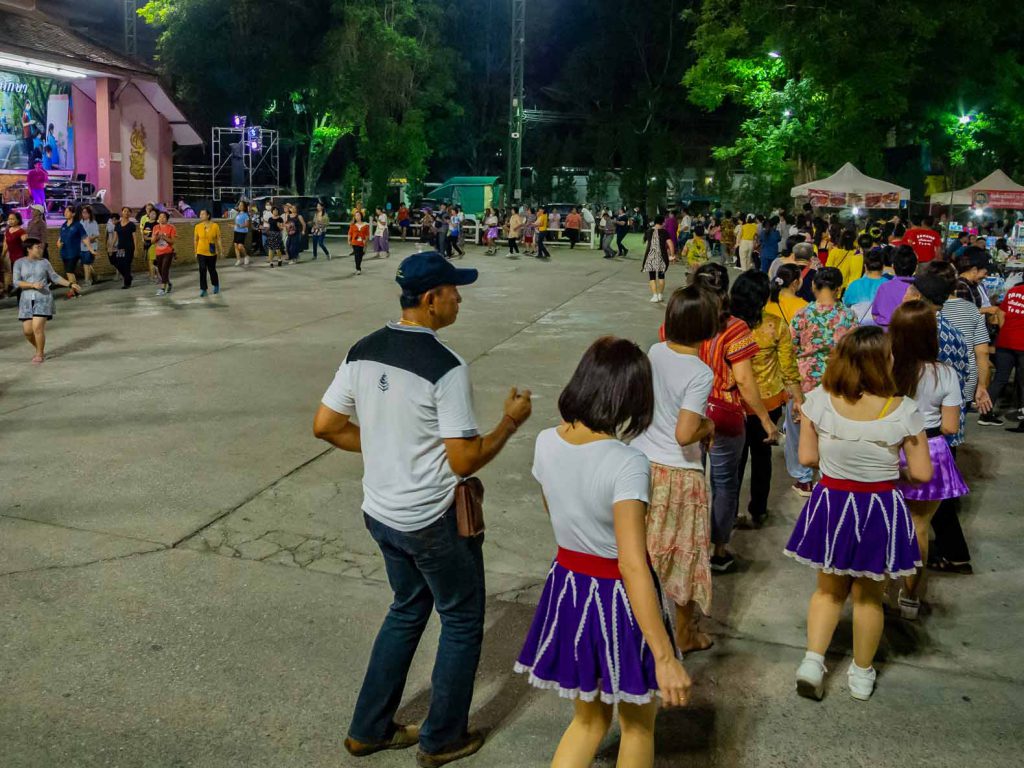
[415,731,486,767]
[344,724,420,757]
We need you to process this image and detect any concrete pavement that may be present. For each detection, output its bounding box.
[1,241,1022,767]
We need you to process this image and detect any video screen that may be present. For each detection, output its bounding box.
[0,69,74,173]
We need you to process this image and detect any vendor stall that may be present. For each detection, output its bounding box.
[929,169,1024,210]
[790,162,910,209]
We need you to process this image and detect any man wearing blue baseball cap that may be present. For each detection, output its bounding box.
[314,251,532,766]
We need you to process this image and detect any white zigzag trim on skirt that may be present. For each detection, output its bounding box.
[782,549,922,580]
[513,663,657,705]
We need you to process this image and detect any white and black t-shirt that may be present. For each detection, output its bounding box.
[321,322,478,531]
[913,362,962,430]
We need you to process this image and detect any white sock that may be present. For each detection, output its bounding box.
[850,662,874,674]
[803,651,826,665]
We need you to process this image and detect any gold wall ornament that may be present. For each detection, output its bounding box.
[129,122,147,180]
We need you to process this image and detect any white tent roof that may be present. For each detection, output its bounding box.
[929,169,1024,206]
[790,162,910,199]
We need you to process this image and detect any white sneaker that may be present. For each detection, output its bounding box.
[244,256,250,266]
[649,294,660,303]
[795,653,827,701]
[234,259,242,267]
[898,590,920,621]
[847,663,876,701]
[657,293,664,302]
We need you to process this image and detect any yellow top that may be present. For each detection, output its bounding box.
[740,222,758,241]
[765,294,808,326]
[746,311,801,412]
[828,247,864,289]
[536,213,549,232]
[194,221,221,257]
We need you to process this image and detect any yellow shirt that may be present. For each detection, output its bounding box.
[194,221,221,256]
[537,213,549,232]
[740,222,758,241]
[747,311,800,412]
[766,294,808,326]
[828,248,863,289]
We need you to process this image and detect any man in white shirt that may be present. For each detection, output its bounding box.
[314,250,532,766]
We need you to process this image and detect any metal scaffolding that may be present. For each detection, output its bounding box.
[210,126,280,202]
[123,0,137,57]
[506,0,525,205]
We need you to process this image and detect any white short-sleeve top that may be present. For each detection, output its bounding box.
[532,428,651,560]
[801,386,924,482]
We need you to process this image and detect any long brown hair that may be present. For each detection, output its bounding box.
[822,326,897,400]
[890,300,939,398]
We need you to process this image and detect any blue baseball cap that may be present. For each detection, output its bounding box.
[395,251,478,294]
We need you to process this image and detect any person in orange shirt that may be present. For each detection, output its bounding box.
[348,210,370,275]
[151,211,177,296]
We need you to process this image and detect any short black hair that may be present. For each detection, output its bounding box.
[730,270,770,329]
[913,273,951,306]
[864,248,885,272]
[558,336,654,440]
[653,214,665,225]
[399,290,424,309]
[813,266,843,292]
[857,233,873,251]
[664,285,721,345]
[23,237,42,249]
[893,245,918,276]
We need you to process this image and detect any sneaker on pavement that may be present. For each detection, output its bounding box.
[649,294,660,303]
[199,289,208,297]
[709,553,735,573]
[416,731,486,768]
[156,289,166,296]
[796,654,827,701]
[234,259,242,267]
[213,286,220,295]
[897,590,920,621]
[977,412,1004,426]
[847,663,876,701]
[792,481,814,497]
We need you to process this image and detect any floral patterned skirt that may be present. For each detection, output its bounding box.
[646,463,712,614]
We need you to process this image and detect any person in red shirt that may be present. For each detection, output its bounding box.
[902,215,943,264]
[988,283,1024,424]
[3,210,27,296]
[347,209,370,275]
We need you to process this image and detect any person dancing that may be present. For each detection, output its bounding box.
[12,237,81,363]
[785,327,932,701]
[516,337,691,768]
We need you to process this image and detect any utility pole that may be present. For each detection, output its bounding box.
[124,0,138,57]
[506,0,525,206]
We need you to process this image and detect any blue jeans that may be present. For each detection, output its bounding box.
[349,510,485,753]
[311,233,329,259]
[784,400,813,483]
[707,427,746,545]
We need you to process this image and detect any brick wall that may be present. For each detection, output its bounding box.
[41,218,238,277]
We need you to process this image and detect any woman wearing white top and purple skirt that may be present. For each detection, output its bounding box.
[784,327,932,702]
[516,337,691,767]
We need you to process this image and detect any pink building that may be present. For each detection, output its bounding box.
[0,0,200,210]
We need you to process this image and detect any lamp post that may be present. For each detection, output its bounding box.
[506,0,525,207]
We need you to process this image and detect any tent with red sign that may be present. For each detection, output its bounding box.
[790,162,910,209]
[929,169,1024,209]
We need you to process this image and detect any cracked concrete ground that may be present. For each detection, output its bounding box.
[1,242,1022,767]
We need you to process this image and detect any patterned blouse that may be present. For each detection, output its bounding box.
[699,316,760,407]
[790,302,858,393]
[747,311,800,413]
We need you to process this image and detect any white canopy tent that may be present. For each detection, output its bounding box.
[929,169,1024,207]
[790,162,910,207]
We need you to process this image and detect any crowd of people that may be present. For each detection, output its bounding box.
[304,194,1022,765]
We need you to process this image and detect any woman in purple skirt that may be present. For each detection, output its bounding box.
[516,337,691,767]
[890,301,969,620]
[784,327,933,701]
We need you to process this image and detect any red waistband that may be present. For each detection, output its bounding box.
[556,547,621,579]
[820,476,895,493]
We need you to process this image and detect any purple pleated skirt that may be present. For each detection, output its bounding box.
[515,558,674,705]
[899,436,969,502]
[784,478,922,579]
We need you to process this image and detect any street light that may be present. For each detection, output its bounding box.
[958,114,972,125]
[768,51,782,59]
[783,109,792,118]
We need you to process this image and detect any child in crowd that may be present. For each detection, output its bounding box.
[632,286,718,653]
[785,327,932,701]
[516,337,691,766]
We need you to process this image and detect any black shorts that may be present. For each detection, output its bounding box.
[62,256,81,272]
[233,231,247,245]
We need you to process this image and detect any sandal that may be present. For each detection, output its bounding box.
[927,558,973,575]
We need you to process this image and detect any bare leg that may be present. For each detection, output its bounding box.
[675,601,713,654]
[648,279,658,298]
[551,698,613,768]
[807,572,852,655]
[31,317,46,357]
[22,319,35,349]
[906,500,940,598]
[84,264,95,283]
[657,277,665,296]
[850,577,885,669]
[616,701,658,768]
